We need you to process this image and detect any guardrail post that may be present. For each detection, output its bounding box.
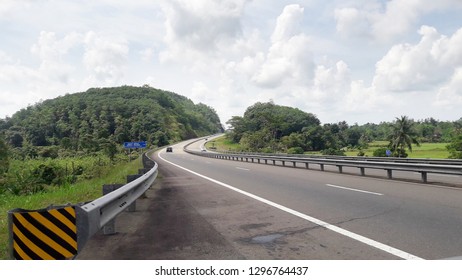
[293,162,296,168]
[421,172,428,183]
[138,168,149,174]
[320,164,324,171]
[273,160,276,165]
[360,167,365,176]
[126,174,143,211]
[102,184,124,235]
[305,163,309,169]
[282,161,285,167]
[338,165,343,173]
[387,169,393,179]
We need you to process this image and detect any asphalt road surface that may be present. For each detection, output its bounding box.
[77,139,462,260]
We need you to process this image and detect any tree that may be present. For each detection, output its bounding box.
[446,134,462,159]
[388,116,420,157]
[0,136,9,175]
[0,86,223,155]
[226,102,321,150]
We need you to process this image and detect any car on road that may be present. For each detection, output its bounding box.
[166,147,173,152]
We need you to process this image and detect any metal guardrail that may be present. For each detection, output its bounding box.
[75,152,158,251]
[213,150,462,166]
[185,148,462,183]
[8,151,158,259]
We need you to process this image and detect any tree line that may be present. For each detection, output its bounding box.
[0,85,223,195]
[0,85,223,159]
[226,101,462,158]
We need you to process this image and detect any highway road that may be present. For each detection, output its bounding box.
[77,138,462,260]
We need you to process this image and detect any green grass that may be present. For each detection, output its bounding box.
[0,156,143,260]
[345,142,450,158]
[209,135,450,159]
[206,136,242,151]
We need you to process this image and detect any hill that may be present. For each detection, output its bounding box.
[0,85,223,153]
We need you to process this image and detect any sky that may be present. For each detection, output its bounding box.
[1,0,462,127]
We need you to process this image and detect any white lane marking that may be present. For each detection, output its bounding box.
[236,167,250,171]
[326,184,383,196]
[157,152,423,260]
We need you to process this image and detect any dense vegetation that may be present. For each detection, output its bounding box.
[226,101,462,158]
[0,85,223,196]
[1,85,222,152]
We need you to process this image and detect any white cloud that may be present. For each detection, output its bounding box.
[344,81,393,113]
[252,4,314,88]
[334,6,374,39]
[312,60,350,102]
[0,0,32,18]
[30,31,82,84]
[334,0,462,42]
[159,0,249,63]
[436,68,462,107]
[373,26,462,92]
[271,4,305,42]
[1,1,462,125]
[83,31,129,85]
[191,81,213,103]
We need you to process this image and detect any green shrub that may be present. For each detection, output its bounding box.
[6,168,45,195]
[287,147,304,154]
[373,147,388,157]
[447,134,462,159]
[321,148,346,156]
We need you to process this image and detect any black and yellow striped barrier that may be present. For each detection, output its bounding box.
[7,152,158,260]
[8,205,78,260]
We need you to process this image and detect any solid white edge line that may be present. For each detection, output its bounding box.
[157,151,424,260]
[326,184,384,196]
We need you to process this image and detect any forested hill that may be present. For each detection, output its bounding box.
[0,86,223,151]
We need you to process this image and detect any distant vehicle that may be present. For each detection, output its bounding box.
[166,147,173,152]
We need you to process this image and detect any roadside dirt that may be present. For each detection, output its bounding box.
[75,167,245,260]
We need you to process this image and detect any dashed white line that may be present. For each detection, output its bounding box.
[236,167,250,171]
[157,151,423,260]
[326,184,384,196]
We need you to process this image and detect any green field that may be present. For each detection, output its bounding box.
[0,156,143,260]
[207,136,450,159]
[206,137,242,152]
[345,142,450,158]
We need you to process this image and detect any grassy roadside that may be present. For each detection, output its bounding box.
[0,156,143,260]
[344,142,450,158]
[206,135,450,159]
[205,136,241,152]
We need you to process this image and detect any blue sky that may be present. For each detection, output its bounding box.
[1,0,462,126]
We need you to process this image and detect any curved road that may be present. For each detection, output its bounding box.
[77,138,462,260]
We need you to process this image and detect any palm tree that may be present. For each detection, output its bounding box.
[388,116,420,157]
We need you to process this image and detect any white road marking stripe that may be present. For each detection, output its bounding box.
[236,167,250,171]
[326,184,383,196]
[157,152,423,260]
